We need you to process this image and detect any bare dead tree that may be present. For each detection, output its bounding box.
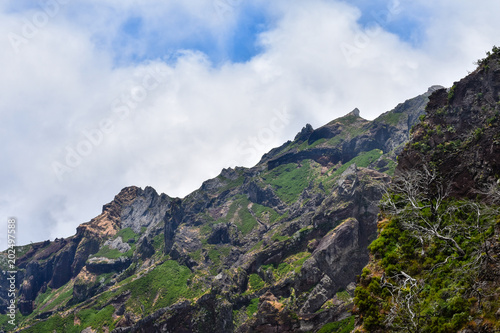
[380,166,465,256]
[382,271,426,333]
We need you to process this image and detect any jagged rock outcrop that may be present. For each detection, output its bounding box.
[104,237,131,253]
[86,257,131,275]
[120,186,171,233]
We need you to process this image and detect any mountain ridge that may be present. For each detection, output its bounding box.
[0,86,441,332]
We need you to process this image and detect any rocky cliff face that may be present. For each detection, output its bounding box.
[397,50,500,197]
[0,87,435,333]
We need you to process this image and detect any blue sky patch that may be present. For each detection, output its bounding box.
[344,0,425,46]
[122,16,143,39]
[108,4,271,66]
[225,8,269,63]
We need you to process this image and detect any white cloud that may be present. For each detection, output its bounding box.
[1,0,500,249]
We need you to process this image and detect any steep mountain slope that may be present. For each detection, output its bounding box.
[398,49,500,197]
[354,48,500,332]
[0,87,437,333]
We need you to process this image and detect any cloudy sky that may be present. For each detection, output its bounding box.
[1,0,499,249]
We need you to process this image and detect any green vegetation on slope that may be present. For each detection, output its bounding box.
[375,111,405,126]
[115,227,139,243]
[317,315,355,333]
[263,161,312,203]
[213,195,259,235]
[124,260,196,313]
[91,245,128,259]
[251,203,280,224]
[354,170,500,332]
[21,305,117,333]
[324,149,383,187]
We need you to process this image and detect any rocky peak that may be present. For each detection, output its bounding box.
[77,186,141,238]
[348,108,360,117]
[428,85,444,93]
[294,123,314,142]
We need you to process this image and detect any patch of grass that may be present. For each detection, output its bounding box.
[275,211,289,223]
[275,262,292,279]
[23,306,118,333]
[248,273,265,292]
[219,174,245,193]
[16,244,32,257]
[246,298,260,317]
[336,290,352,302]
[344,124,368,138]
[381,158,397,176]
[200,224,212,236]
[271,233,290,243]
[0,314,14,332]
[124,260,196,314]
[21,314,79,333]
[448,85,456,101]
[35,287,53,307]
[31,282,74,315]
[208,248,223,266]
[47,285,73,311]
[261,252,311,282]
[251,203,280,224]
[152,233,164,250]
[77,305,116,331]
[328,149,383,181]
[297,138,327,151]
[309,138,327,148]
[289,252,311,273]
[326,135,345,147]
[351,149,383,167]
[91,246,124,260]
[376,112,405,126]
[189,249,202,261]
[237,203,258,235]
[317,316,355,333]
[250,240,264,251]
[263,162,311,204]
[116,227,138,243]
[337,114,360,126]
[92,288,121,309]
[219,246,231,256]
[215,195,258,235]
